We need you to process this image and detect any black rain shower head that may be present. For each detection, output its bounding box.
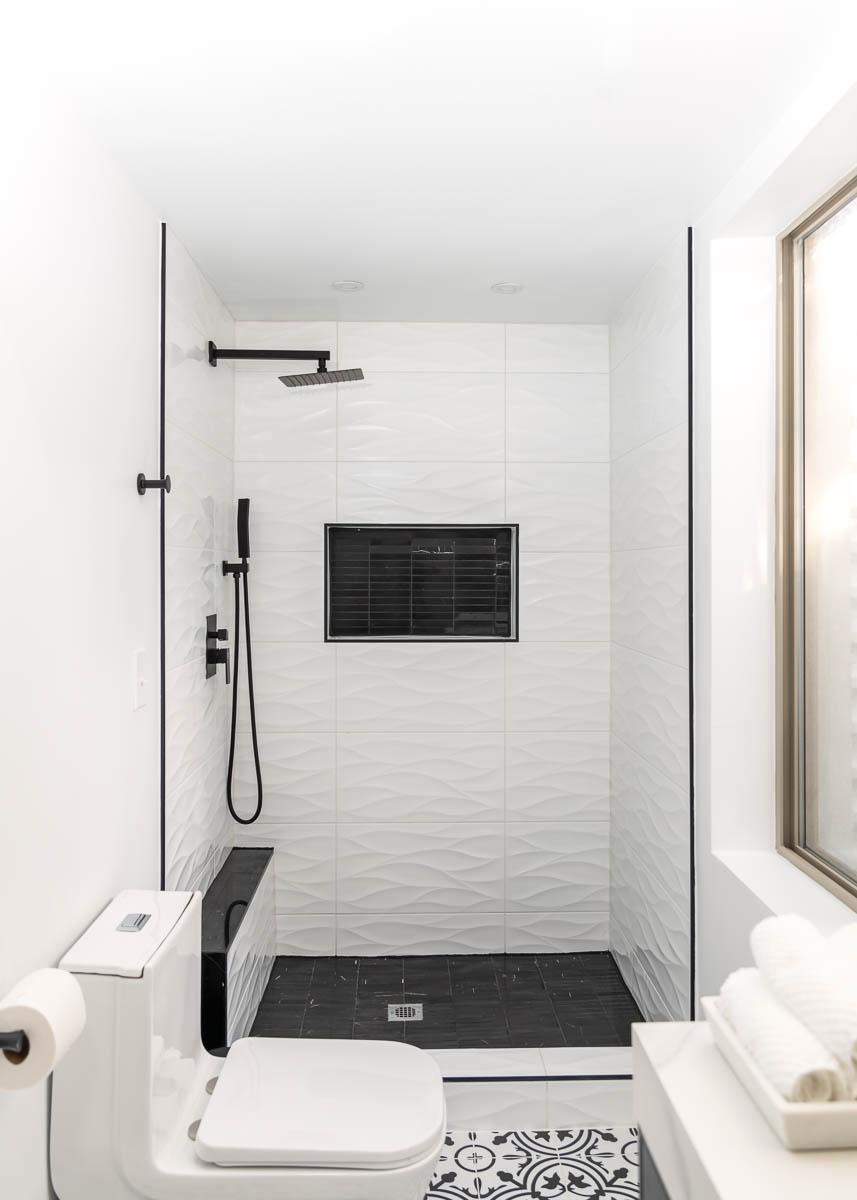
[279,367,364,388]
[208,341,364,387]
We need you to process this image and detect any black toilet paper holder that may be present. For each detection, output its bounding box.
[0,1029,28,1060]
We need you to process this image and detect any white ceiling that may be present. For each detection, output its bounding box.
[21,0,857,321]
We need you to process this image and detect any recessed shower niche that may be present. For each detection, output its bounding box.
[161,225,693,1067]
[325,524,518,641]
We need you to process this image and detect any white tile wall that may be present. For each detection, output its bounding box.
[339,373,505,461]
[337,733,505,821]
[338,461,505,524]
[508,374,610,462]
[163,231,235,895]
[230,321,611,953]
[225,858,275,1043]
[609,235,692,1020]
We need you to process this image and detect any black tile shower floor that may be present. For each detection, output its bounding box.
[250,952,644,1048]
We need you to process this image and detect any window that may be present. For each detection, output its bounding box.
[325,524,518,641]
[779,174,857,906]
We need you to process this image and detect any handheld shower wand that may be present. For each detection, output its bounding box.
[224,499,263,824]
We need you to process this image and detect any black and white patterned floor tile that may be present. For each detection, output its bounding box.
[428,1127,639,1198]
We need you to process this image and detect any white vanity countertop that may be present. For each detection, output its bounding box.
[633,1021,857,1198]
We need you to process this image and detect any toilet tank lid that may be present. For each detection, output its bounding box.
[60,891,195,978]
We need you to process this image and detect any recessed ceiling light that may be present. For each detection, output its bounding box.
[331,280,364,292]
[490,282,524,294]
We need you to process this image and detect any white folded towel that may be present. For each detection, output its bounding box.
[752,915,857,1084]
[750,914,823,976]
[719,967,848,1102]
[829,923,857,968]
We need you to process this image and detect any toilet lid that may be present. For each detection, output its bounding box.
[194,1038,446,1170]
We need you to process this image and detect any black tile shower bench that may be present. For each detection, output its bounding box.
[200,846,273,1052]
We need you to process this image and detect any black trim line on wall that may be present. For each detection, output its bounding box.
[442,1073,633,1084]
[159,223,167,890]
[687,225,697,1017]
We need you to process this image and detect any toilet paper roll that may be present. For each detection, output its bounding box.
[0,968,86,1090]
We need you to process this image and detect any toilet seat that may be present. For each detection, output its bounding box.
[194,1037,446,1170]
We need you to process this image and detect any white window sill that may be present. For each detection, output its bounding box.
[715,848,856,932]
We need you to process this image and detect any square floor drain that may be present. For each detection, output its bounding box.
[387,1003,423,1022]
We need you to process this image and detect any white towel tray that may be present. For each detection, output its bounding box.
[702,995,857,1150]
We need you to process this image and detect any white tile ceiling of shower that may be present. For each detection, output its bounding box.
[230,320,612,957]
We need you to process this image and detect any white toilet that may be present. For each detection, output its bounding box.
[50,890,446,1199]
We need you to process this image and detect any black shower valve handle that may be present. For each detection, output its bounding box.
[206,646,230,685]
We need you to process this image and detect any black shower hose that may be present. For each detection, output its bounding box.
[226,564,263,824]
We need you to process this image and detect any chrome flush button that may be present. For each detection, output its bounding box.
[116,912,151,932]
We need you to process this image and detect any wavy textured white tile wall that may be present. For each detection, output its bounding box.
[337,733,504,821]
[508,374,610,462]
[339,373,505,461]
[337,914,505,956]
[338,823,505,913]
[507,324,610,373]
[611,645,689,790]
[612,546,688,666]
[232,321,613,954]
[505,912,610,954]
[250,551,323,642]
[611,424,688,553]
[506,644,610,731]
[163,230,234,897]
[240,823,336,913]
[165,654,226,794]
[234,371,337,461]
[609,236,692,1021]
[519,552,610,641]
[338,461,505,524]
[611,737,690,1018]
[232,462,335,550]
[233,732,335,822]
[505,823,609,911]
[225,859,275,1043]
[338,644,505,732]
[338,322,505,372]
[164,752,229,893]
[242,643,335,732]
[165,424,232,552]
[505,733,609,821]
[509,463,610,551]
[165,305,233,460]
[165,547,216,670]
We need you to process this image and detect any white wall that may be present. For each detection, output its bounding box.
[694,64,857,997]
[228,321,612,955]
[163,230,235,892]
[0,96,160,1198]
[609,238,692,1021]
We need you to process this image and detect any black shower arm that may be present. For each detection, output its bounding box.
[208,341,329,371]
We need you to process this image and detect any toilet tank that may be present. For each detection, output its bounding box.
[51,891,208,1200]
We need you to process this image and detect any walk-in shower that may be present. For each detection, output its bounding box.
[162,226,692,1100]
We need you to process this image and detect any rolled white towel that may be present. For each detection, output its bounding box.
[829,923,857,969]
[752,916,857,1082]
[719,967,848,1102]
[750,914,824,977]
